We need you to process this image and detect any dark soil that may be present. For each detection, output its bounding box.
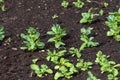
[0,0,120,80]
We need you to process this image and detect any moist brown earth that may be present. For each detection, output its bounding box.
[0,0,120,80]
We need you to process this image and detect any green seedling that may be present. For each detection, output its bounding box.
[20,27,45,51]
[46,49,66,64]
[52,14,58,19]
[87,71,100,80]
[99,9,104,16]
[0,26,5,41]
[73,0,84,8]
[105,8,120,41]
[80,27,99,51]
[104,2,109,8]
[61,0,69,8]
[76,59,93,71]
[54,58,78,80]
[69,47,82,58]
[95,51,120,80]
[80,8,99,24]
[30,59,53,77]
[47,24,66,48]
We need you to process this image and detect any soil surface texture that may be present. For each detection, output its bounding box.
[0,0,120,80]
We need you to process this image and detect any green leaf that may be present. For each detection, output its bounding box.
[47,31,55,35]
[55,41,65,48]
[54,65,60,70]
[0,0,4,3]
[30,64,40,71]
[114,64,120,68]
[48,37,55,42]
[1,5,6,12]
[32,58,38,63]
[54,72,64,80]
[46,69,53,74]
[107,31,114,36]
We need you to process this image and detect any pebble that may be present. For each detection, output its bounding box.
[11,47,18,51]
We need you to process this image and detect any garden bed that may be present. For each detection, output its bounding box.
[0,0,120,80]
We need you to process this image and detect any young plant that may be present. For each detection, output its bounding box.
[47,24,66,48]
[54,58,78,80]
[0,26,5,41]
[30,59,53,77]
[73,0,84,9]
[99,9,104,16]
[87,71,100,80]
[95,51,120,80]
[104,2,109,8]
[80,27,99,51]
[80,8,99,24]
[52,14,58,19]
[69,47,82,58]
[61,0,69,8]
[76,59,93,71]
[20,27,45,51]
[105,8,120,41]
[46,49,66,64]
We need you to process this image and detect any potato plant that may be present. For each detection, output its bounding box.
[95,51,120,80]
[47,24,66,48]
[20,27,45,51]
[54,58,78,80]
[105,8,120,41]
[76,59,93,71]
[30,59,53,77]
[69,47,82,58]
[73,0,84,9]
[61,0,69,8]
[80,8,99,24]
[46,49,66,64]
[80,27,99,51]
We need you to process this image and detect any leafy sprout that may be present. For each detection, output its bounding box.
[95,51,120,80]
[30,59,53,77]
[52,14,58,19]
[69,47,82,58]
[104,2,109,8]
[20,27,45,51]
[54,58,78,80]
[46,49,66,64]
[76,59,93,71]
[73,0,84,9]
[105,8,120,41]
[80,8,99,24]
[61,0,69,8]
[47,24,66,48]
[80,27,99,51]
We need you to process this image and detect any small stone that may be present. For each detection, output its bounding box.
[39,50,45,53]
[12,47,18,51]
